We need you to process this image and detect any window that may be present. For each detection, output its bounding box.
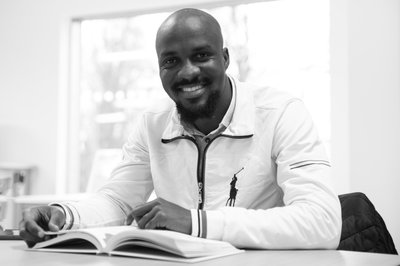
[68,0,330,192]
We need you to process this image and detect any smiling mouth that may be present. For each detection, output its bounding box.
[181,84,203,92]
[177,84,206,99]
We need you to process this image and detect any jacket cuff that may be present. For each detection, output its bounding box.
[191,209,224,240]
[49,202,80,230]
[190,209,208,238]
[204,209,224,240]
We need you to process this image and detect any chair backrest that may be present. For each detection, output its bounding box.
[337,192,398,254]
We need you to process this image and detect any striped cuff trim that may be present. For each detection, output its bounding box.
[199,210,207,238]
[190,209,207,238]
[49,202,72,230]
[190,209,199,237]
[65,203,80,229]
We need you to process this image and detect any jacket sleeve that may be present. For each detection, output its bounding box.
[56,114,154,228]
[204,99,342,249]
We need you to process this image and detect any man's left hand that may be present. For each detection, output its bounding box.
[125,198,191,235]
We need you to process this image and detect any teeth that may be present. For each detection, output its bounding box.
[181,85,202,92]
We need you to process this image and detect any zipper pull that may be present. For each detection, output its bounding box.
[198,182,203,204]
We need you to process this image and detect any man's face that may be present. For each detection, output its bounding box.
[156,17,229,122]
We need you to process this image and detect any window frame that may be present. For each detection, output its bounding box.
[63,0,330,193]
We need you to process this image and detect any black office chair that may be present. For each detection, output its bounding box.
[337,192,398,254]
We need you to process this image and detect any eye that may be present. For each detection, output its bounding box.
[195,52,210,61]
[161,57,178,68]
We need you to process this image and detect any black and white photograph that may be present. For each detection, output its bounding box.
[0,0,399,265]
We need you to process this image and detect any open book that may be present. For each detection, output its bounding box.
[30,226,243,263]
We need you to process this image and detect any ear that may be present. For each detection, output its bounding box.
[222,48,230,70]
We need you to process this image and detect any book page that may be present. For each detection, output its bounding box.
[33,226,243,261]
[110,245,244,263]
[34,226,133,252]
[106,226,241,258]
[31,238,100,254]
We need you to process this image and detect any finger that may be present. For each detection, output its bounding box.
[137,207,159,229]
[19,221,37,247]
[126,212,144,226]
[48,208,65,232]
[48,223,60,232]
[19,219,27,232]
[145,211,167,230]
[25,219,46,239]
[131,200,160,218]
[125,212,135,226]
[19,221,44,246]
[21,210,46,238]
[19,230,36,248]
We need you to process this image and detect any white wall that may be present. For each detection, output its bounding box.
[0,1,60,194]
[0,0,399,251]
[0,0,226,194]
[331,0,400,252]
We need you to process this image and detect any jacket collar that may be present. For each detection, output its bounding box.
[161,76,255,140]
[223,77,254,136]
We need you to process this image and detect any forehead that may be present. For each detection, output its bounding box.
[156,15,222,56]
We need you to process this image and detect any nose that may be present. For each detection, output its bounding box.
[177,59,200,81]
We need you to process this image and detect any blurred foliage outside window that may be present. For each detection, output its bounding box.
[75,0,330,191]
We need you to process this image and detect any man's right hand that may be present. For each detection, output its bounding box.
[19,206,66,247]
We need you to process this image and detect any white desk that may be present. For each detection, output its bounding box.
[1,241,400,266]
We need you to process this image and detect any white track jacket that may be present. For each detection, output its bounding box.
[59,77,342,249]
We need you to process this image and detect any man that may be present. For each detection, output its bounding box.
[20,8,341,249]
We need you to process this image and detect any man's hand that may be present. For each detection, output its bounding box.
[19,206,66,247]
[126,198,191,235]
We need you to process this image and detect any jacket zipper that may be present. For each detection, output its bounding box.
[162,134,252,209]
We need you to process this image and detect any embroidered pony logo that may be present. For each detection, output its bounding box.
[226,167,244,207]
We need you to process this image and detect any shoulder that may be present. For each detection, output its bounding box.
[141,95,175,119]
[130,95,176,135]
[235,78,302,111]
